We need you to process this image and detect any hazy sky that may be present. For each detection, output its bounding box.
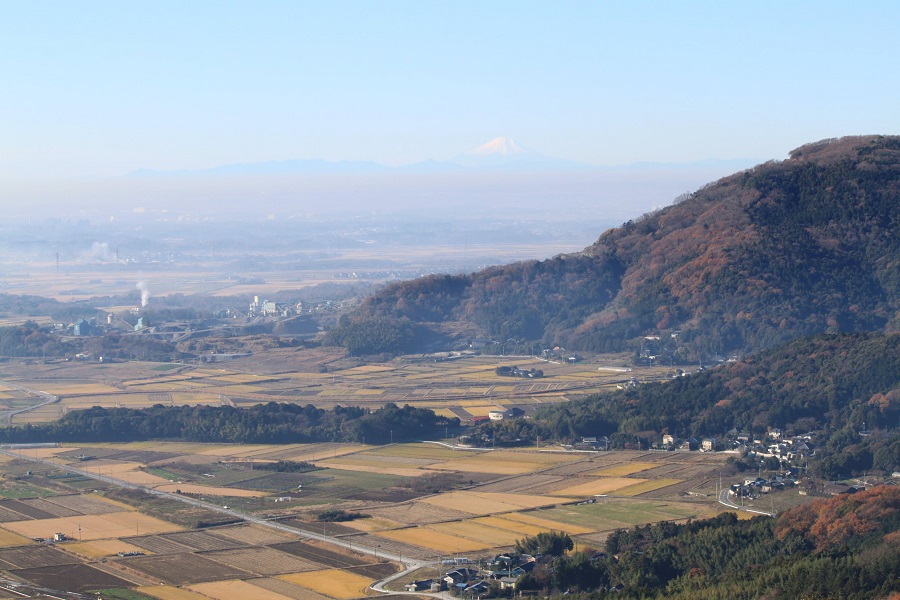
[1,1,898,179]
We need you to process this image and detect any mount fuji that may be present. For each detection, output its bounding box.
[450,137,587,170]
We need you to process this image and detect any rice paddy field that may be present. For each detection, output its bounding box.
[1,351,674,425]
[0,438,734,596]
[0,344,733,598]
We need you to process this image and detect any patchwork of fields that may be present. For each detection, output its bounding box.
[2,354,674,425]
[0,439,729,596]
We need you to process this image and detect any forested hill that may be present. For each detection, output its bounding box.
[520,333,899,478]
[347,135,899,356]
[522,486,900,599]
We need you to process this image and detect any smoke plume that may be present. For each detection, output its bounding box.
[136,280,150,307]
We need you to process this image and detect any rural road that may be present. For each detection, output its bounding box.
[717,487,774,517]
[0,447,447,596]
[0,381,58,422]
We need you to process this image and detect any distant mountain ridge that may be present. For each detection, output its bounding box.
[124,137,752,177]
[349,135,900,357]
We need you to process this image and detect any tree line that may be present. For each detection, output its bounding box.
[0,402,458,445]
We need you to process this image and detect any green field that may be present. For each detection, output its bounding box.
[535,500,709,531]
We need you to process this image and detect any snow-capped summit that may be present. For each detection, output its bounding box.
[453,137,583,170]
[464,137,535,157]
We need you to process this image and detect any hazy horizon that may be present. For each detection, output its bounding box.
[2,2,898,224]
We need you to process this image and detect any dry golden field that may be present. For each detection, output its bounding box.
[614,478,684,496]
[427,520,523,546]
[66,538,151,559]
[0,528,33,547]
[553,477,647,497]
[375,527,495,553]
[153,483,269,497]
[189,579,297,600]
[2,510,181,540]
[136,586,210,600]
[278,568,376,599]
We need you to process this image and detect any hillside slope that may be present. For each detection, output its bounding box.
[353,135,899,356]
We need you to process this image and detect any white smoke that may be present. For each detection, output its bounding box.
[82,241,111,262]
[136,280,150,308]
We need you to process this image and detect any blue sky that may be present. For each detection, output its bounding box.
[1,1,898,179]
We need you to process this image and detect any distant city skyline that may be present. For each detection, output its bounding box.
[1,1,898,182]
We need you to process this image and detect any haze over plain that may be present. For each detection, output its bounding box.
[1,1,897,222]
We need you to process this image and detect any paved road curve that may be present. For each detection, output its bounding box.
[0,381,58,422]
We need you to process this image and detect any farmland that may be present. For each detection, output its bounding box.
[0,437,737,596]
[0,348,738,598]
[0,348,674,426]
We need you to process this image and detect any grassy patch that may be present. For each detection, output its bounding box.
[538,500,707,531]
[0,481,55,498]
[146,467,182,481]
[152,364,183,371]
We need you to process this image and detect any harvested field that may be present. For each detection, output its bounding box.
[281,518,359,537]
[336,516,404,533]
[56,447,124,460]
[32,383,122,394]
[614,478,683,497]
[311,461,425,478]
[7,446,69,459]
[430,451,577,475]
[0,528,32,547]
[471,516,549,537]
[427,521,521,546]
[42,493,127,515]
[20,497,81,517]
[0,545,79,569]
[363,444,468,461]
[213,523,296,545]
[11,563,133,593]
[539,460,617,477]
[153,530,244,552]
[204,547,321,576]
[366,502,472,525]
[65,538,150,559]
[123,553,254,585]
[102,450,182,464]
[124,535,194,555]
[346,562,399,580]
[421,491,568,515]
[634,463,699,478]
[251,577,335,600]
[279,568,377,599]
[347,488,425,503]
[189,579,297,600]
[591,462,658,477]
[153,483,269,497]
[327,454,436,467]
[473,474,567,493]
[0,503,32,522]
[270,540,369,569]
[0,499,58,519]
[136,586,210,600]
[3,511,181,541]
[376,526,493,552]
[502,512,594,535]
[350,533,426,561]
[552,477,646,497]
